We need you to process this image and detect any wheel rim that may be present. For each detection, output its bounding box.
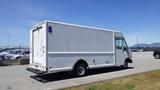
[155,55,160,59]
[77,66,85,76]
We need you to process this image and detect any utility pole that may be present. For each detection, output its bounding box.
[136,33,139,51]
[7,34,10,48]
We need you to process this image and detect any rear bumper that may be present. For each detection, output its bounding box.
[26,68,47,74]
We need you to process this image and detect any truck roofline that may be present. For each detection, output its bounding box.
[31,20,121,33]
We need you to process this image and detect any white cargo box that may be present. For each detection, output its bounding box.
[28,20,132,75]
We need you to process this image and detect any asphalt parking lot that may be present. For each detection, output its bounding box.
[0,52,160,90]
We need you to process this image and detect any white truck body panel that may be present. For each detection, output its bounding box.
[30,23,47,71]
[29,21,132,73]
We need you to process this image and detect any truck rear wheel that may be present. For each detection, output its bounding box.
[74,63,87,77]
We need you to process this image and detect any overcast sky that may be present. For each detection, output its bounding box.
[0,0,160,46]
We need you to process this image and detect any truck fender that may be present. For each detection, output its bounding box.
[125,58,133,63]
[73,59,89,70]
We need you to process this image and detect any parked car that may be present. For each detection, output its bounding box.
[153,50,160,59]
[21,51,30,57]
[7,50,29,60]
[0,55,5,60]
[7,51,23,59]
[0,50,13,59]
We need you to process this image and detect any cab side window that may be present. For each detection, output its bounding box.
[115,38,123,49]
[115,38,128,50]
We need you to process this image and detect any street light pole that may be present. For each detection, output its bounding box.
[136,33,139,51]
[7,34,10,48]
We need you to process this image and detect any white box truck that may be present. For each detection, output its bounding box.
[27,20,132,76]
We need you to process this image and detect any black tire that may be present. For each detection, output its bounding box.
[123,62,128,68]
[16,57,21,60]
[155,54,160,59]
[74,63,87,77]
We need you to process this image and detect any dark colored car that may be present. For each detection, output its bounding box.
[153,50,160,59]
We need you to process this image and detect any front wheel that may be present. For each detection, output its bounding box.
[123,62,128,68]
[155,54,160,59]
[74,63,87,77]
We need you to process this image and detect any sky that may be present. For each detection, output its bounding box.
[0,0,160,47]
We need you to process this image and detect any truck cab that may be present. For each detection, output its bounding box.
[115,36,132,67]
